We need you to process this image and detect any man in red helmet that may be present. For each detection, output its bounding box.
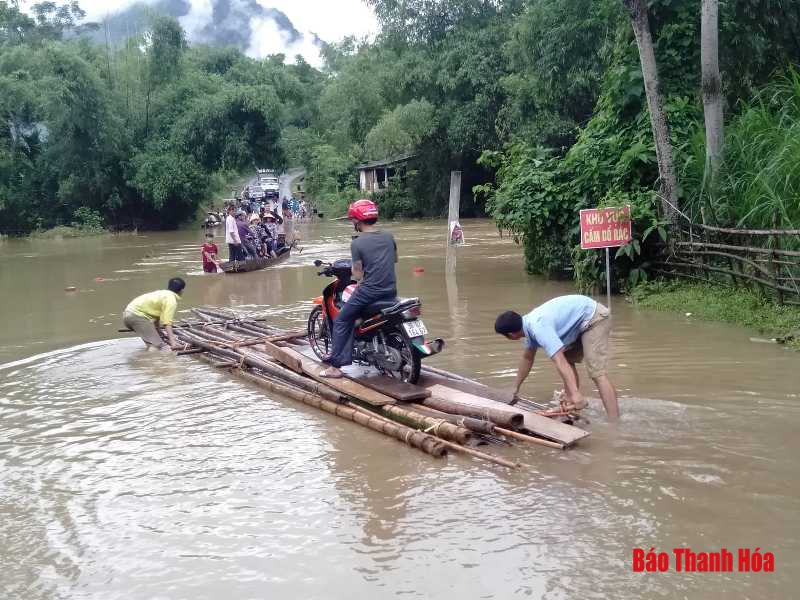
[321,199,398,378]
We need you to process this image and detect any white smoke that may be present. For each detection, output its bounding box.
[178,0,213,41]
[62,0,376,67]
[246,15,323,65]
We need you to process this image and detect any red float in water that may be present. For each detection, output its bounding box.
[413,267,425,274]
[94,277,105,282]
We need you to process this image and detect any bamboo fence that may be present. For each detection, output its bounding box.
[654,212,800,305]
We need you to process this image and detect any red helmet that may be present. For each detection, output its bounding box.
[347,199,379,222]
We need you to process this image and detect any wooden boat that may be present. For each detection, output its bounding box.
[219,247,292,273]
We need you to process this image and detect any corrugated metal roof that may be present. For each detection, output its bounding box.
[355,153,416,169]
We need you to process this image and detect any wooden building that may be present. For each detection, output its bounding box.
[356,154,414,192]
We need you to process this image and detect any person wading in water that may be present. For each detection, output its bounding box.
[320,199,397,378]
[201,232,220,273]
[122,278,185,351]
[494,295,619,418]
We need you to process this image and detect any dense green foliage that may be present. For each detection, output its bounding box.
[475,0,800,288]
[684,68,800,229]
[1,0,797,249]
[0,1,318,233]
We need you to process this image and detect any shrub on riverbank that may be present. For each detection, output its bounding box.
[632,281,800,350]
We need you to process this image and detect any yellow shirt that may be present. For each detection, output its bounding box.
[125,290,180,325]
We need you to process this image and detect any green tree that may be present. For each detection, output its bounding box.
[364,99,436,159]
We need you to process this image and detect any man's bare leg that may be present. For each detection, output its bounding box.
[592,374,619,419]
[570,362,580,390]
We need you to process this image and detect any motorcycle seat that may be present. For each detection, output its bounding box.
[363,297,400,316]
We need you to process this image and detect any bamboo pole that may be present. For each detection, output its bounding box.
[494,427,564,449]
[117,316,273,333]
[772,211,784,305]
[677,240,800,258]
[381,404,472,445]
[175,330,342,403]
[435,439,519,469]
[193,307,285,330]
[690,223,800,236]
[190,309,288,336]
[421,364,471,382]
[177,330,306,354]
[677,249,777,279]
[654,261,800,295]
[227,365,447,459]
[345,401,517,468]
[225,323,305,343]
[407,404,496,435]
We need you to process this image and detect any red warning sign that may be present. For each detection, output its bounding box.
[579,206,632,250]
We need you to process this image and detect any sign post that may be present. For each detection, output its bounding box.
[579,206,632,312]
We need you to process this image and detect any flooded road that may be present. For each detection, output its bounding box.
[1,219,798,599]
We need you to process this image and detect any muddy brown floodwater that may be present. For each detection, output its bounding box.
[1,219,798,599]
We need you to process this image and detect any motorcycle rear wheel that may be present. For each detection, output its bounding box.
[307,305,331,360]
[383,331,421,384]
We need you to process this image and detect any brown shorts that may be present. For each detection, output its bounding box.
[123,311,165,348]
[563,303,611,378]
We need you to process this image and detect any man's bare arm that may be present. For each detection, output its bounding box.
[514,347,536,395]
[352,259,364,281]
[551,349,582,404]
[164,324,179,349]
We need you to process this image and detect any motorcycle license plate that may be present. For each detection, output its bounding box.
[403,320,428,338]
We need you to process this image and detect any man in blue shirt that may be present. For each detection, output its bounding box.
[494,295,619,418]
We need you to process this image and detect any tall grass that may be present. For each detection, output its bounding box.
[686,67,800,229]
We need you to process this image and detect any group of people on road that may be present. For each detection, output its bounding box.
[127,197,620,419]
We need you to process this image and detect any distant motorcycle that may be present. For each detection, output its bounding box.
[203,211,223,228]
[307,259,444,383]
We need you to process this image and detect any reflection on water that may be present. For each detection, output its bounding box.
[1,220,798,599]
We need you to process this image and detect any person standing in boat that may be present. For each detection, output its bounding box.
[123,278,185,351]
[320,199,398,378]
[225,205,243,261]
[494,295,619,418]
[262,212,279,257]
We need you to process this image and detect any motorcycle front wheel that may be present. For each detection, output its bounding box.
[383,331,421,384]
[307,305,331,360]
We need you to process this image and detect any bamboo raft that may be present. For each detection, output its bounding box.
[151,307,591,470]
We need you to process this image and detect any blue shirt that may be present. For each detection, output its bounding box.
[522,295,598,357]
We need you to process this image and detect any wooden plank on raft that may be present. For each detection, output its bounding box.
[420,370,538,407]
[273,347,397,406]
[260,341,303,373]
[421,381,590,447]
[352,375,432,401]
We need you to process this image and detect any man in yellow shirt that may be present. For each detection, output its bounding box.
[123,278,185,350]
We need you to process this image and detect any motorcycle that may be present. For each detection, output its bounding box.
[307,259,444,383]
[203,211,223,228]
